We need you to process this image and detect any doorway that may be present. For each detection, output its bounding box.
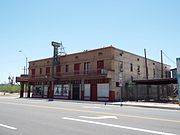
[73,84,80,100]
[91,84,97,101]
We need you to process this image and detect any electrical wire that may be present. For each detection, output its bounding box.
[162,51,176,64]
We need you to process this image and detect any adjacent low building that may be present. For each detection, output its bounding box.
[25,46,170,101]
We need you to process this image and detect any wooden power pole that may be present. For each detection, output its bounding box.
[161,50,163,78]
[144,49,149,100]
[144,49,148,80]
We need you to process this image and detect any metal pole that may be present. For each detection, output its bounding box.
[144,49,149,100]
[19,50,28,75]
[144,49,148,80]
[161,50,163,78]
[23,66,26,75]
[19,50,28,98]
[26,57,28,75]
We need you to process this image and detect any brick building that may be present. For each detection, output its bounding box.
[27,46,170,101]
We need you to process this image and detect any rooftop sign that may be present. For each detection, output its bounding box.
[52,41,60,47]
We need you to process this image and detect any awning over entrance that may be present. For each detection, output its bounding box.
[16,74,28,83]
[133,78,177,85]
[16,74,30,98]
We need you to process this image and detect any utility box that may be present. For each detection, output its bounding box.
[177,58,180,105]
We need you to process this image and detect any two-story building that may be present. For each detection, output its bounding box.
[28,46,170,101]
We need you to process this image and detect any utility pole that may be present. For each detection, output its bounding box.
[19,50,28,98]
[25,57,28,75]
[144,49,148,80]
[19,50,28,75]
[161,50,163,78]
[144,49,149,100]
[161,50,164,98]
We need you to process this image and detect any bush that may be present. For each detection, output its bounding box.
[0,84,20,93]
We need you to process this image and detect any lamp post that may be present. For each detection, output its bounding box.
[19,50,29,98]
[19,50,28,75]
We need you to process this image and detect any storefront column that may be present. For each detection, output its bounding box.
[20,83,24,98]
[27,84,31,98]
[81,79,84,100]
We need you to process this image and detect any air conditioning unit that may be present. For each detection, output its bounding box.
[101,69,107,74]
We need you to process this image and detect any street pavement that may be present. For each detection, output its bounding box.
[0,96,180,135]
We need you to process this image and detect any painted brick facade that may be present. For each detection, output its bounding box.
[28,46,170,101]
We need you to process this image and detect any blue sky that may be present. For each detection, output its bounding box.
[0,0,179,83]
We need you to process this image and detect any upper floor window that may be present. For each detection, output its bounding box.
[65,65,69,72]
[31,69,35,77]
[46,67,50,75]
[56,65,61,76]
[153,68,156,78]
[97,60,104,74]
[74,63,80,74]
[130,63,133,72]
[137,65,140,73]
[40,68,42,75]
[119,62,123,72]
[56,65,61,73]
[98,52,103,56]
[84,62,90,74]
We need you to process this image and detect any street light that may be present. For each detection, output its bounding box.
[19,50,28,75]
[18,50,29,98]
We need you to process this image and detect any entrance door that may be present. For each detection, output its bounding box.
[73,84,80,100]
[91,84,97,101]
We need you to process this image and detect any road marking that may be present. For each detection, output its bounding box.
[79,116,118,119]
[62,117,176,135]
[0,101,180,123]
[83,106,105,109]
[0,96,17,99]
[82,106,110,109]
[0,123,17,130]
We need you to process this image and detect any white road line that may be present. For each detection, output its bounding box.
[82,106,110,109]
[0,123,17,130]
[0,96,18,99]
[79,116,118,119]
[62,117,176,135]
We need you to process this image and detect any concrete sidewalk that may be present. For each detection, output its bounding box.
[110,101,180,110]
[52,99,180,110]
[1,93,179,110]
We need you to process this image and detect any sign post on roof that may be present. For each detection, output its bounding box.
[177,58,180,105]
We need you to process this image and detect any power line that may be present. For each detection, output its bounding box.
[162,51,176,65]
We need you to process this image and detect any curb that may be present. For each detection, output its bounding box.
[16,97,180,110]
[109,103,180,110]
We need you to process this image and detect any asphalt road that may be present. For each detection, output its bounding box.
[0,97,180,135]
